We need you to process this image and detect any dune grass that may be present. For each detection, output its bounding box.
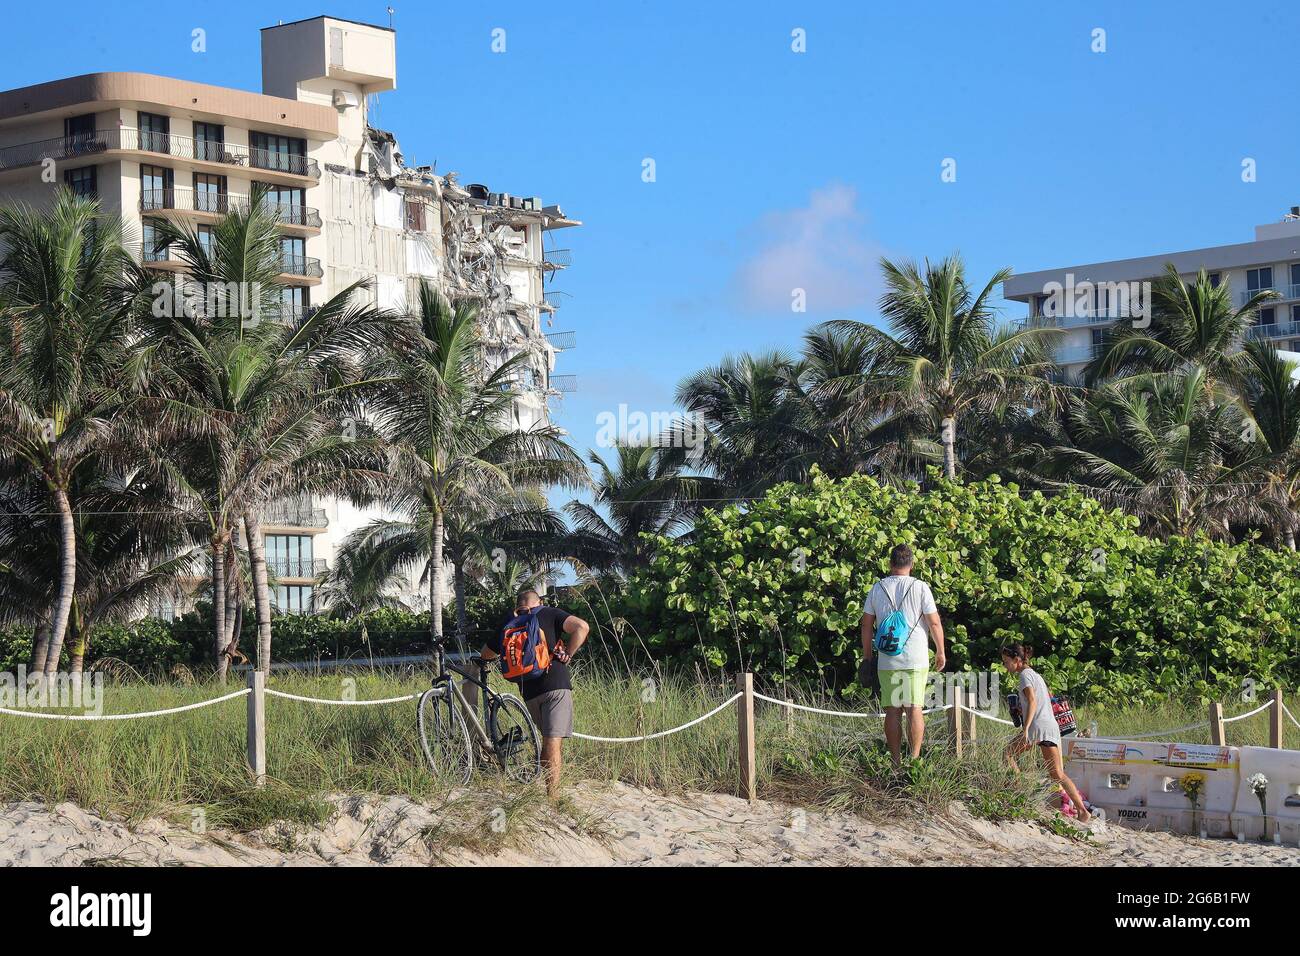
[0,665,1286,843]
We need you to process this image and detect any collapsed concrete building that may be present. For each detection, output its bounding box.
[0,14,580,613]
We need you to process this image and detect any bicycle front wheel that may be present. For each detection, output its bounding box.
[418,686,473,786]
[489,694,541,783]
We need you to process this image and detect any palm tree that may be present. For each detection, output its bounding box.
[357,283,586,652]
[316,524,418,619]
[135,193,393,673]
[1086,265,1275,393]
[565,442,715,576]
[318,498,566,636]
[0,460,197,673]
[792,325,938,480]
[675,351,809,494]
[0,189,141,673]
[1031,370,1274,538]
[827,254,1061,479]
[1237,340,1300,547]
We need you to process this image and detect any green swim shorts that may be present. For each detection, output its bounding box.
[878,668,929,709]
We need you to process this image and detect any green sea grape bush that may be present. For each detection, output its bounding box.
[624,470,1300,705]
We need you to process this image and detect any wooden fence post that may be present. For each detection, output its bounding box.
[965,689,978,747]
[784,698,794,737]
[1208,701,1225,746]
[948,693,964,758]
[1270,689,1284,750]
[246,669,266,787]
[736,673,756,801]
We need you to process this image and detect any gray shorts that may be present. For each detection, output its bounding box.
[525,689,574,739]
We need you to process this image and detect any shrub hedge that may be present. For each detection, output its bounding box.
[623,470,1300,704]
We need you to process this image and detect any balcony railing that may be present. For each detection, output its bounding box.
[542,292,571,311]
[1055,345,1103,365]
[0,128,319,178]
[545,330,577,350]
[277,253,323,279]
[1241,287,1280,305]
[142,242,174,263]
[139,189,320,228]
[267,557,328,578]
[263,501,328,528]
[1246,320,1300,342]
[542,248,572,268]
[549,374,577,393]
[269,203,322,229]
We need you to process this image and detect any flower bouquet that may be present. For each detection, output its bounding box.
[1248,772,1269,841]
[1180,772,1206,835]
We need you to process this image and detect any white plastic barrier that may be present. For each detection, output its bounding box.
[1232,746,1300,843]
[1063,737,1241,837]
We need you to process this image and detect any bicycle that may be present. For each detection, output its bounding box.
[417,637,541,785]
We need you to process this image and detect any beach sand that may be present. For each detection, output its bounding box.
[1,782,1295,866]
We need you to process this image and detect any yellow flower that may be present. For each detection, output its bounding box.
[1179,772,1206,805]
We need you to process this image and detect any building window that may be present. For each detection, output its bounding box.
[1258,306,1276,327]
[278,235,305,273]
[139,112,170,154]
[405,198,426,231]
[193,173,227,214]
[1090,328,1105,347]
[63,165,96,197]
[193,121,224,162]
[250,131,308,175]
[1290,263,1300,298]
[278,285,309,321]
[64,113,95,139]
[140,164,173,210]
[1247,267,1274,295]
[1208,272,1221,288]
[142,218,170,263]
[274,585,314,615]
[196,224,216,258]
[257,182,306,223]
[266,534,315,578]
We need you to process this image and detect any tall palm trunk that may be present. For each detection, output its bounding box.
[42,485,78,675]
[211,535,227,670]
[1285,530,1296,551]
[29,622,50,673]
[941,415,957,479]
[244,509,273,672]
[453,557,470,647]
[430,507,445,646]
[68,602,86,677]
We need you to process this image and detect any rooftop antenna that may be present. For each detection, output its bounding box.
[387,6,395,28]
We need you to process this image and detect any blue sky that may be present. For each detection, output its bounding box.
[2,0,1298,464]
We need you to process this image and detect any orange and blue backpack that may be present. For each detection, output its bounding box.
[498,607,553,682]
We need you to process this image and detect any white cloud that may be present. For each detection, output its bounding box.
[732,183,884,314]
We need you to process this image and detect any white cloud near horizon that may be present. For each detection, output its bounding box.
[733,183,884,314]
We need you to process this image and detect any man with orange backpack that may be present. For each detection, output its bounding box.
[480,588,590,797]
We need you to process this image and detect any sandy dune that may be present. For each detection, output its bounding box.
[1,783,1296,866]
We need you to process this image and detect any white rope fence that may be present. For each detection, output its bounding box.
[753,691,953,718]
[0,688,250,721]
[265,689,421,706]
[1122,721,1210,740]
[1282,700,1300,731]
[573,694,743,743]
[0,670,1289,802]
[955,700,1015,726]
[1222,699,1276,723]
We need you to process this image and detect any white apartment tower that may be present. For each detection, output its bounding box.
[1004,210,1300,381]
[0,15,580,614]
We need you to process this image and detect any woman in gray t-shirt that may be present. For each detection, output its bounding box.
[1000,643,1091,823]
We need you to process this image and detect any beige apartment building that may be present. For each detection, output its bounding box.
[0,15,580,615]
